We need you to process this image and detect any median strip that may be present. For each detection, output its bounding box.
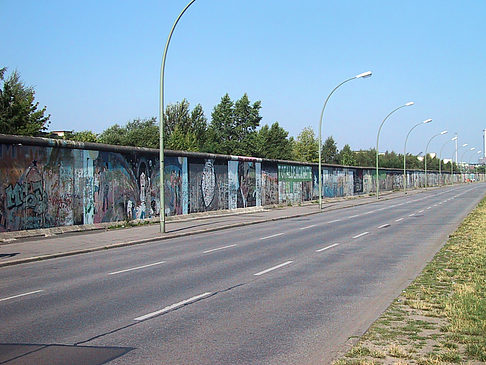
[134,292,212,321]
[254,261,293,276]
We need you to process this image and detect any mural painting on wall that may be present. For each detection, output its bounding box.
[278,164,312,203]
[90,152,159,223]
[0,145,63,232]
[164,156,188,216]
[262,164,278,205]
[332,169,353,197]
[353,169,363,194]
[228,160,261,209]
[189,158,228,213]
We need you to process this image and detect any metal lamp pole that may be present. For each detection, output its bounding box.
[376,102,414,199]
[159,0,196,233]
[456,144,469,183]
[424,130,447,188]
[318,71,372,210]
[461,147,476,179]
[439,136,457,185]
[403,119,431,194]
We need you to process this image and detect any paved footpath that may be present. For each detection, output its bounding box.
[0,189,425,267]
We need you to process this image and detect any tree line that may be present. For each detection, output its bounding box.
[2,67,481,173]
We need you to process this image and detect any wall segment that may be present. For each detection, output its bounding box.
[0,134,481,232]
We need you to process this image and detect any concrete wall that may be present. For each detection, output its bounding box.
[1,134,483,232]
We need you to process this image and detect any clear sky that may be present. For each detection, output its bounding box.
[3,0,486,162]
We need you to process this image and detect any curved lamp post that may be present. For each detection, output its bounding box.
[424,130,447,187]
[159,0,196,233]
[456,143,469,183]
[403,118,432,194]
[318,71,372,210]
[460,147,475,177]
[439,136,457,184]
[376,101,414,199]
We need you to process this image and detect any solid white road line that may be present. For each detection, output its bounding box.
[134,292,212,321]
[316,243,339,252]
[260,232,285,240]
[300,224,317,230]
[108,261,166,275]
[203,244,237,254]
[395,218,404,222]
[353,232,369,239]
[378,224,390,229]
[0,290,44,302]
[254,261,293,276]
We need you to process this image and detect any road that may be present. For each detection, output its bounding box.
[0,184,484,364]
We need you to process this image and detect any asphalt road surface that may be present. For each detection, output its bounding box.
[1,183,485,364]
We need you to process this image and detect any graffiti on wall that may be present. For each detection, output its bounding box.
[262,164,278,205]
[189,158,228,213]
[278,164,312,203]
[1,138,471,232]
[354,169,363,194]
[164,156,188,216]
[228,160,261,209]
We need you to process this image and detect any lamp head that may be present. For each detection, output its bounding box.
[470,147,476,151]
[462,143,468,147]
[405,102,414,106]
[355,71,372,79]
[451,136,458,141]
[423,118,432,124]
[440,130,448,135]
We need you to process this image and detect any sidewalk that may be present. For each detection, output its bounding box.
[0,190,420,268]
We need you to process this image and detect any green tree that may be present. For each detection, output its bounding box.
[206,93,262,156]
[98,117,159,148]
[0,67,50,136]
[321,136,339,164]
[255,122,294,160]
[164,99,207,151]
[293,127,319,162]
[354,149,376,167]
[65,130,98,143]
[338,144,357,166]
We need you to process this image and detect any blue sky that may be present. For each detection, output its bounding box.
[3,1,486,161]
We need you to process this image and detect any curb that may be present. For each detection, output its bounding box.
[0,190,422,268]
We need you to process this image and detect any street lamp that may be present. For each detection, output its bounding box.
[439,136,457,184]
[456,144,469,182]
[159,0,196,233]
[403,118,431,194]
[424,130,447,187]
[460,147,476,176]
[318,71,372,210]
[376,101,414,199]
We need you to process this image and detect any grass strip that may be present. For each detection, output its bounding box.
[334,196,486,364]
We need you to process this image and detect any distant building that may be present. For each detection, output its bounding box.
[50,130,73,137]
